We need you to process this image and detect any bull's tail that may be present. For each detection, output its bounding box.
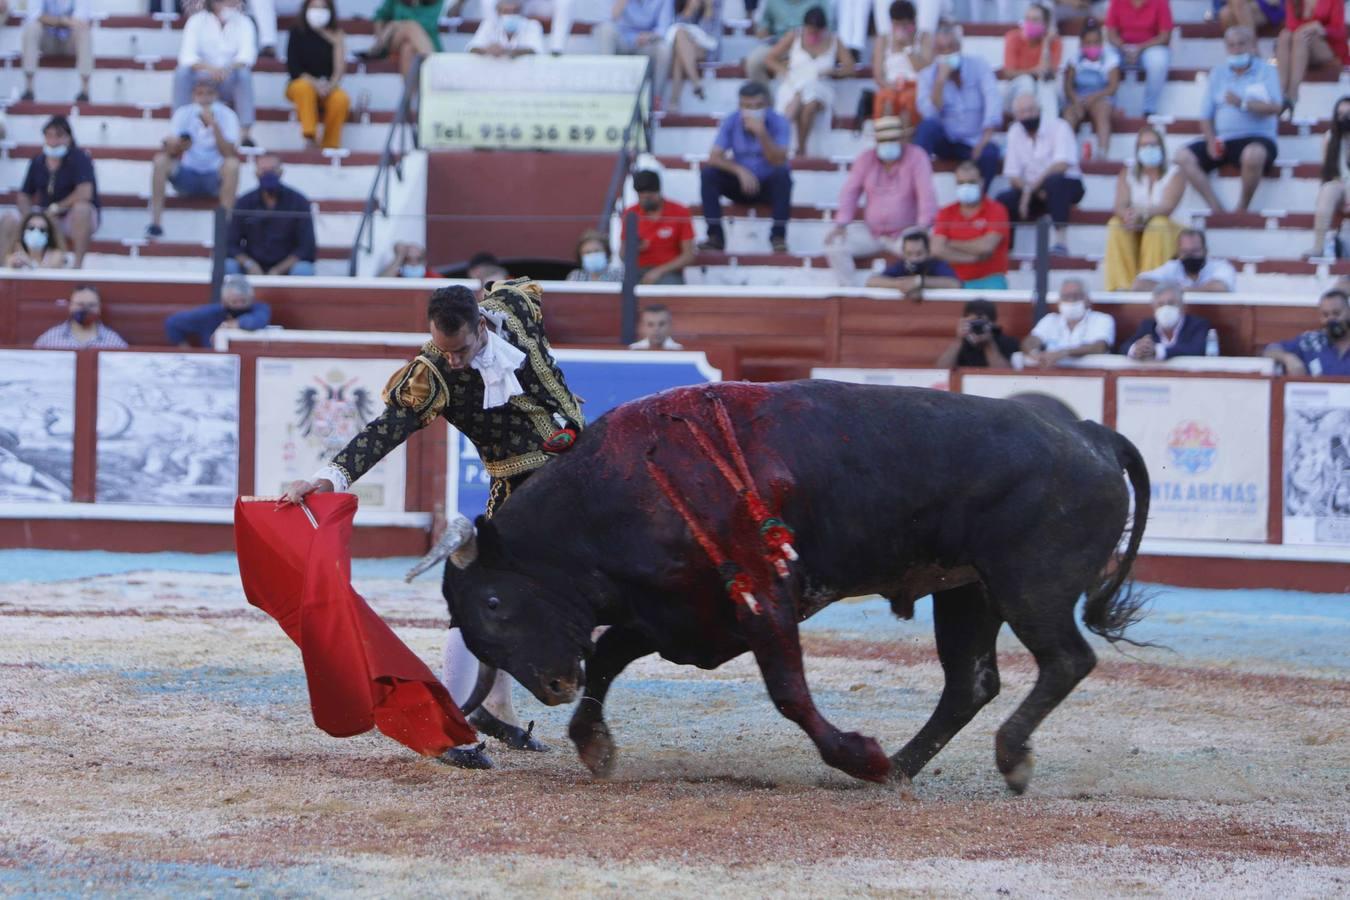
[1082,429,1152,645]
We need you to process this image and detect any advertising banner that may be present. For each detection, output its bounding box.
[811,368,951,391]
[419,54,648,151]
[0,349,75,503]
[1116,377,1270,541]
[960,373,1105,422]
[96,353,240,507]
[1283,381,1350,546]
[254,358,408,515]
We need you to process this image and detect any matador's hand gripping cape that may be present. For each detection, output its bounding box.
[234,493,476,755]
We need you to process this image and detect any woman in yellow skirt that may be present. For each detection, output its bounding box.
[285,0,351,150]
[1104,125,1184,290]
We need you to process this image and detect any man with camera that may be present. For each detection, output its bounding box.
[147,74,241,239]
[935,297,1020,368]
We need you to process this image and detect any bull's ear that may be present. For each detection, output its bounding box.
[470,515,502,564]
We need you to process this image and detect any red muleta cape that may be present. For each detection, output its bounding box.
[234,493,476,754]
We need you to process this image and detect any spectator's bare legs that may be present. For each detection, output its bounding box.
[668,29,704,111]
[67,199,95,268]
[1174,145,1226,212]
[389,20,434,80]
[794,99,823,158]
[1237,140,1267,211]
[218,157,241,212]
[1281,23,1335,109]
[1088,96,1113,156]
[1308,179,1345,256]
[149,141,184,231]
[1218,0,1256,31]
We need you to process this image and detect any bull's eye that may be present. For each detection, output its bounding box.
[486,595,501,610]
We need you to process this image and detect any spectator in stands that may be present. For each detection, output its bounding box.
[0,116,99,269]
[470,0,547,57]
[1174,26,1281,213]
[931,160,1010,289]
[934,297,1019,368]
[21,0,93,103]
[448,0,576,56]
[1215,0,1282,32]
[746,0,833,85]
[914,23,1003,189]
[1021,278,1116,366]
[176,0,259,148]
[825,115,937,286]
[1105,125,1183,289]
[368,0,443,80]
[1062,21,1121,159]
[148,76,242,239]
[1133,227,1238,291]
[629,303,686,349]
[871,1,928,121]
[699,81,794,254]
[5,210,69,270]
[841,0,937,63]
[226,154,317,277]
[1121,282,1213,359]
[1103,0,1173,117]
[1002,3,1061,114]
[33,285,128,350]
[763,6,855,158]
[995,93,1084,256]
[864,228,960,299]
[1308,96,1350,259]
[666,0,720,111]
[165,274,271,348]
[625,169,696,284]
[1276,0,1349,117]
[595,0,675,99]
[566,230,625,282]
[286,0,350,151]
[1265,289,1350,374]
[380,242,442,278]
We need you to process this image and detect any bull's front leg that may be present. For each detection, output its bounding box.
[740,590,891,784]
[568,625,655,778]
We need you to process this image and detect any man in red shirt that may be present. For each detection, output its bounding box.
[624,169,696,285]
[931,160,1011,289]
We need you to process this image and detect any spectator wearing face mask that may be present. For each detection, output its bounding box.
[469,0,546,57]
[165,274,271,347]
[286,0,349,151]
[1121,282,1213,359]
[995,92,1084,256]
[914,23,1003,189]
[1062,21,1122,159]
[931,160,1010,290]
[1264,289,1350,376]
[863,228,959,300]
[825,115,936,287]
[148,74,241,239]
[566,230,625,282]
[699,81,794,254]
[1132,227,1236,292]
[380,242,444,278]
[1105,125,1184,290]
[1021,278,1116,367]
[870,1,928,121]
[34,285,128,350]
[5,210,68,270]
[1001,3,1061,115]
[225,153,317,276]
[0,115,99,269]
[623,169,696,285]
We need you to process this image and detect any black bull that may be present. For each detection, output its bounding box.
[422,380,1150,792]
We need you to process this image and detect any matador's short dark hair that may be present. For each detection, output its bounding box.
[427,285,481,335]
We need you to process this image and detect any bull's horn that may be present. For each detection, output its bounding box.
[458,663,498,717]
[404,515,478,582]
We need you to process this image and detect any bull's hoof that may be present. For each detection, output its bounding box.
[889,770,918,801]
[437,743,495,770]
[569,717,617,778]
[825,731,891,784]
[1003,752,1036,795]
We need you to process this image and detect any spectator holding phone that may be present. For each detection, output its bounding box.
[147,75,241,238]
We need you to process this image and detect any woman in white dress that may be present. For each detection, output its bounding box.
[1307,96,1350,258]
[764,6,855,158]
[665,0,720,111]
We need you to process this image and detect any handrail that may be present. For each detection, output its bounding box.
[597,55,655,232]
[348,54,425,276]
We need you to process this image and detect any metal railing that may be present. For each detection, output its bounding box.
[598,58,655,347]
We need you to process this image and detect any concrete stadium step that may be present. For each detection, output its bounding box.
[77,250,351,276]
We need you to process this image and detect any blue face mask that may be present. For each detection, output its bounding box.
[1228,52,1251,70]
[400,263,427,278]
[45,143,69,159]
[502,13,523,34]
[258,172,282,193]
[942,53,962,70]
[581,251,608,274]
[876,142,902,162]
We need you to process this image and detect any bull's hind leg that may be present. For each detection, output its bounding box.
[568,625,654,778]
[994,607,1097,794]
[890,583,1004,784]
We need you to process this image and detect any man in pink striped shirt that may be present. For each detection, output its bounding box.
[825,115,937,285]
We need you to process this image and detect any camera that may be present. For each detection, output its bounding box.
[968,319,989,335]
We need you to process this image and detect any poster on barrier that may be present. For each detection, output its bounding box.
[1283,381,1350,546]
[959,373,1105,422]
[96,353,240,507]
[0,349,75,503]
[811,368,951,390]
[254,358,408,515]
[1115,377,1269,541]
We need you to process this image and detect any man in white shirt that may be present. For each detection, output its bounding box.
[174,0,259,147]
[147,76,242,238]
[1132,227,1238,292]
[629,304,685,350]
[469,0,547,58]
[21,0,93,103]
[1021,278,1115,367]
[995,92,1084,256]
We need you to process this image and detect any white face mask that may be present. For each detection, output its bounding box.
[1058,300,1087,322]
[1154,303,1182,330]
[954,183,981,206]
[581,251,608,274]
[24,228,49,252]
[45,142,69,159]
[1137,145,1164,168]
[400,263,427,278]
[305,6,332,28]
[875,142,902,162]
[741,107,766,121]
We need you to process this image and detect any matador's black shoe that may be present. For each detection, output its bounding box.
[437,742,494,770]
[468,709,552,752]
